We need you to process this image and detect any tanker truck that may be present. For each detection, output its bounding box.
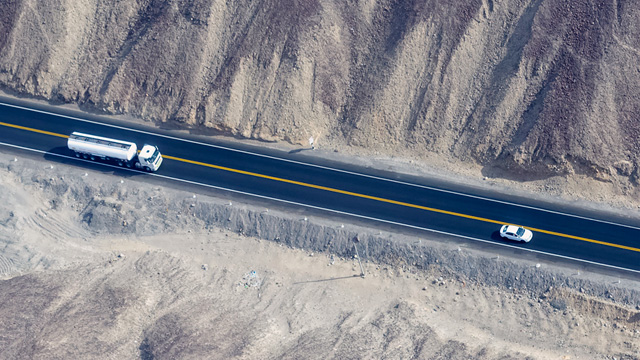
[67,132,163,172]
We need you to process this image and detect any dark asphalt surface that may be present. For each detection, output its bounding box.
[1,99,639,273]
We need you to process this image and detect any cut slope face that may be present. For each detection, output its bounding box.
[1,0,640,187]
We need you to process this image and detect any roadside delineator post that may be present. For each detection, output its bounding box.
[353,236,365,278]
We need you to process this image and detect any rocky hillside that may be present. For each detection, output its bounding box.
[1,0,640,183]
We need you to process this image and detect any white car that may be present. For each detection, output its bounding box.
[500,225,533,242]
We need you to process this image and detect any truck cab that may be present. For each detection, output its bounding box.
[138,145,163,172]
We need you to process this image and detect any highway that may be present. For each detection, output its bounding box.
[1,99,640,274]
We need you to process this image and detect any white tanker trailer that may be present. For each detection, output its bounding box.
[67,132,163,172]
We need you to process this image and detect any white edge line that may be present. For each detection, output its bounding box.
[2,101,640,231]
[2,141,639,276]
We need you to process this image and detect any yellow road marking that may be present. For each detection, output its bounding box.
[3,121,640,253]
[0,121,69,139]
[528,227,640,252]
[164,155,640,253]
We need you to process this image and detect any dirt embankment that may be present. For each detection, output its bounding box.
[1,152,640,359]
[1,0,640,201]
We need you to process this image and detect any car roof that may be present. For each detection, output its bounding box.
[505,225,521,233]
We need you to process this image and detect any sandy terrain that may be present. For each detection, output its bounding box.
[1,151,639,359]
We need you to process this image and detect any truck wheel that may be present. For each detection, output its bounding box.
[74,152,80,158]
[117,161,123,167]
[82,154,88,159]
[90,156,95,161]
[126,163,132,168]
[143,166,151,172]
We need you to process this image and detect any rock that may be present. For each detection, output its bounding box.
[614,160,634,176]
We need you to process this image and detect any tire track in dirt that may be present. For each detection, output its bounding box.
[0,253,15,276]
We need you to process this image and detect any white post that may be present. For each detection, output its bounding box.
[353,236,365,278]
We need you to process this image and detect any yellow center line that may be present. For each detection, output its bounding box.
[163,154,640,253]
[0,121,69,139]
[2,121,639,253]
[530,227,640,251]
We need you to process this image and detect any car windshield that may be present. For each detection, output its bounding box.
[516,228,525,236]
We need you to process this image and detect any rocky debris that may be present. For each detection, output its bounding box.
[240,270,262,289]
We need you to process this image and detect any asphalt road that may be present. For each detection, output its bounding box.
[1,99,639,273]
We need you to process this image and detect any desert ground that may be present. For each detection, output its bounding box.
[1,146,639,359]
[2,0,640,358]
